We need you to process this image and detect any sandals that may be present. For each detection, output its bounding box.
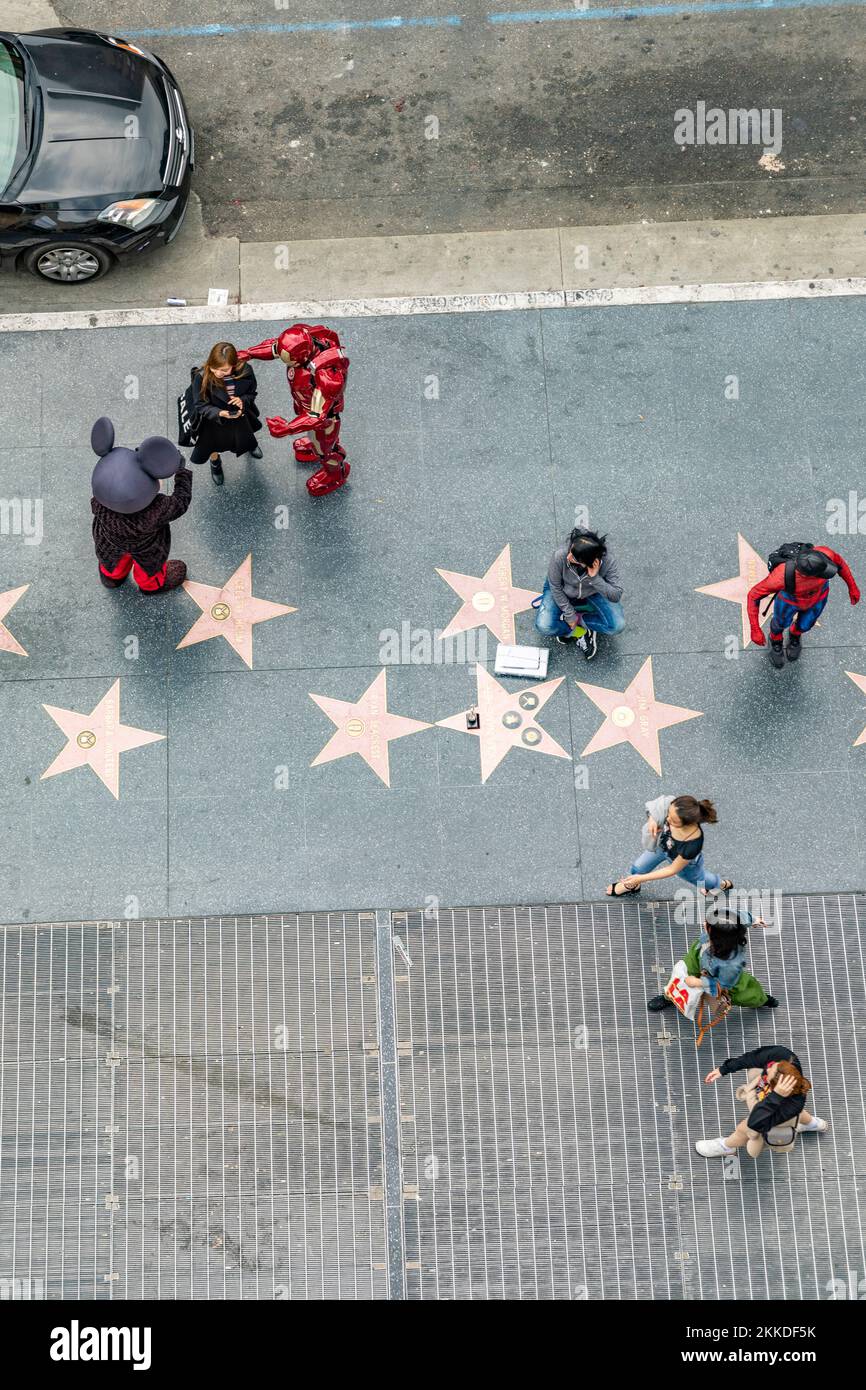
[701,879,733,897]
[606,881,641,897]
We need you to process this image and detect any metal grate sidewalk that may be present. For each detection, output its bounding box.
[0,897,863,1299]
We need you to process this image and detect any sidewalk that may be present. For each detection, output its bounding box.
[2,209,865,327]
[2,294,866,923]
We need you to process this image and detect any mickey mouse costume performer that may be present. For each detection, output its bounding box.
[90,417,192,593]
[747,544,860,668]
[237,323,350,497]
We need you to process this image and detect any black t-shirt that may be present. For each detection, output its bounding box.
[659,821,703,862]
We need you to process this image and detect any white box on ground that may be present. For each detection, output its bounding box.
[208,288,230,306]
[494,644,549,679]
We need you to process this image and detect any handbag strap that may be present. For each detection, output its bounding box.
[694,989,732,1047]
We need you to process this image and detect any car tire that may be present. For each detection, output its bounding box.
[22,243,113,284]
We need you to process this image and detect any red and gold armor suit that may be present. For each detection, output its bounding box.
[238,323,349,496]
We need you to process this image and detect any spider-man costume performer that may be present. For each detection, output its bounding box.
[237,324,349,496]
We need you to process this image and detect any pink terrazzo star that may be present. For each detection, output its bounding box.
[0,584,28,657]
[695,533,771,648]
[310,669,431,787]
[845,670,866,746]
[41,679,164,799]
[576,656,702,775]
[177,553,296,668]
[436,544,538,644]
[437,663,570,782]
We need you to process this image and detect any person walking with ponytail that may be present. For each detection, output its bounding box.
[606,794,732,899]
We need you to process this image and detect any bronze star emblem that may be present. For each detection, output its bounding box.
[41,679,165,798]
[177,554,296,668]
[436,544,538,644]
[576,657,703,775]
[695,533,771,648]
[437,663,570,782]
[310,669,431,786]
[0,584,28,657]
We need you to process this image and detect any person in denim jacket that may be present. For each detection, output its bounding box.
[648,900,778,1012]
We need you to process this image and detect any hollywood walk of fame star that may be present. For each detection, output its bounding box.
[844,670,866,746]
[437,663,571,783]
[0,584,29,657]
[310,669,431,787]
[41,679,164,799]
[576,656,702,775]
[695,533,771,648]
[436,544,538,645]
[177,554,296,668]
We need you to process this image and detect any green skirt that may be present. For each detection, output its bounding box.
[683,940,768,1008]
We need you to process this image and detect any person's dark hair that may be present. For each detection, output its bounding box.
[671,795,717,826]
[200,341,246,398]
[568,527,607,569]
[706,921,748,959]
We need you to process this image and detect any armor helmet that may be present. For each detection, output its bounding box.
[275,324,314,366]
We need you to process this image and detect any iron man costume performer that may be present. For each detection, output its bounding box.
[237,324,349,496]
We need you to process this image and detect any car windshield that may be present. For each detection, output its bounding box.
[0,39,26,195]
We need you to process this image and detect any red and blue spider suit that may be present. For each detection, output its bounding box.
[237,323,349,496]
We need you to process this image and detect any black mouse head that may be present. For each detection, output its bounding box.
[90,417,182,514]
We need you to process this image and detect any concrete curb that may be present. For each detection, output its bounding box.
[1,212,865,331]
[3,276,865,333]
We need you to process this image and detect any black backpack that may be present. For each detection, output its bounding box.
[761,541,819,617]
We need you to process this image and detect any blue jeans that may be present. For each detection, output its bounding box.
[534,579,625,637]
[629,848,720,892]
[770,592,827,638]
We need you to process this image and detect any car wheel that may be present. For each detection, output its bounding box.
[23,243,113,284]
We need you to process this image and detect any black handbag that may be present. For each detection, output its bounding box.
[177,367,199,447]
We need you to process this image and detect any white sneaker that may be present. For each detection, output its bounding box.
[797,1116,829,1133]
[695,1137,732,1158]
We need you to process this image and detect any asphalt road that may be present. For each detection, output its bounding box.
[29,1,866,239]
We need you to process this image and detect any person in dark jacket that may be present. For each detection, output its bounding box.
[90,417,192,593]
[190,341,262,486]
[696,1045,828,1159]
[534,526,624,661]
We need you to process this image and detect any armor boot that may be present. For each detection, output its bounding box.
[307,446,349,497]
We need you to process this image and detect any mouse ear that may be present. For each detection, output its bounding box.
[91,417,115,457]
[136,435,182,479]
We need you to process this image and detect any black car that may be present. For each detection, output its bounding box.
[0,28,194,283]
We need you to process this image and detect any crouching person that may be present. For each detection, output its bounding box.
[648,899,778,1014]
[534,526,624,660]
[696,1044,828,1160]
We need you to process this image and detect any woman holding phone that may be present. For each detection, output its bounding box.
[190,341,262,486]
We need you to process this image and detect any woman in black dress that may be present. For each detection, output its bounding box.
[190,341,263,486]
